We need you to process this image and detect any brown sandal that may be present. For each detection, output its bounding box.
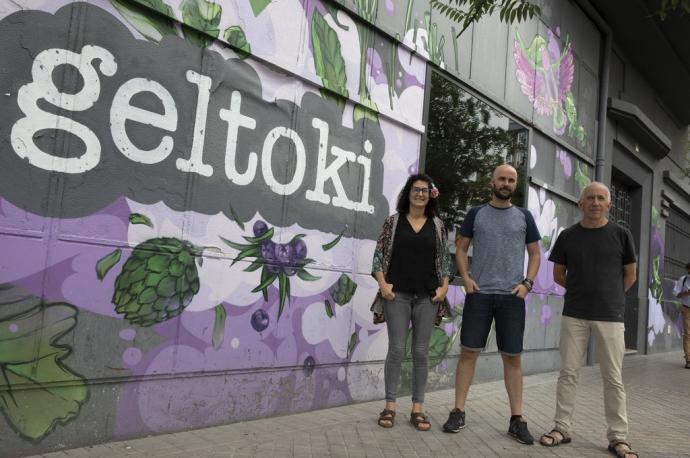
[608,440,639,458]
[540,429,571,446]
[410,412,431,431]
[378,409,395,428]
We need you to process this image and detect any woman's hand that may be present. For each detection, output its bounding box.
[379,281,395,300]
[432,285,448,303]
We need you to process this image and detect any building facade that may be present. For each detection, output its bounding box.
[0,0,688,455]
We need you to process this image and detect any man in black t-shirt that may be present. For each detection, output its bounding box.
[539,182,638,458]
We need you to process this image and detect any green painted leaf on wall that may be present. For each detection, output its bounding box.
[181,0,222,48]
[249,0,272,16]
[129,213,154,228]
[0,302,88,441]
[224,26,251,58]
[311,10,348,111]
[212,304,227,350]
[96,249,122,280]
[110,0,177,42]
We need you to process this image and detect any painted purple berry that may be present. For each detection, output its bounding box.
[253,220,268,237]
[274,243,293,266]
[261,240,276,261]
[292,238,307,260]
[251,309,269,332]
[303,355,316,377]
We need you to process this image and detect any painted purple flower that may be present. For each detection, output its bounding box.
[557,149,573,179]
[366,48,387,85]
[274,243,293,265]
[253,220,268,237]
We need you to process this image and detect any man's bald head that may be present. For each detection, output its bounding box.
[493,164,517,180]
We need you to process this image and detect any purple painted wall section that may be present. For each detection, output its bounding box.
[0,1,597,455]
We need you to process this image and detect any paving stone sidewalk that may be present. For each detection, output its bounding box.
[36,351,689,458]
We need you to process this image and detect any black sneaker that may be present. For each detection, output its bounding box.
[442,408,466,433]
[508,417,534,445]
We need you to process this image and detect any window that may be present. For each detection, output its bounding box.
[664,206,690,281]
[423,70,529,232]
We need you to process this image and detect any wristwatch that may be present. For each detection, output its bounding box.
[521,278,534,291]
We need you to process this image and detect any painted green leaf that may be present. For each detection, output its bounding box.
[427,327,451,367]
[330,273,357,305]
[231,245,260,266]
[96,249,122,280]
[574,161,591,191]
[324,299,334,318]
[243,260,263,272]
[541,235,552,251]
[296,269,320,282]
[243,228,275,244]
[311,10,348,111]
[346,331,358,359]
[249,0,272,16]
[277,272,288,321]
[212,304,226,350]
[219,235,252,251]
[354,103,379,123]
[322,230,345,251]
[0,302,88,441]
[129,213,154,228]
[110,0,177,42]
[227,202,245,231]
[181,0,222,48]
[252,269,277,294]
[224,26,251,58]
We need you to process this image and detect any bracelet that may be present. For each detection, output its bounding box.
[521,278,533,291]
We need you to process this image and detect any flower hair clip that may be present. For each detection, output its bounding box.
[430,185,440,199]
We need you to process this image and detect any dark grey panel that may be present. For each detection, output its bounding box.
[470,11,508,100]
[505,20,539,122]
[532,130,593,200]
[560,0,600,75]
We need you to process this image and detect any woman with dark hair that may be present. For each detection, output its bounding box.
[371,173,452,431]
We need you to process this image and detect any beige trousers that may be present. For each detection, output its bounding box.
[554,316,627,442]
[683,306,690,362]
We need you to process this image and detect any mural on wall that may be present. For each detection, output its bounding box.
[0,1,565,454]
[514,28,588,149]
[647,206,684,350]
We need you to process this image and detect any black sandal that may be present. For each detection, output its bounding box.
[540,429,571,447]
[608,440,639,457]
[410,412,431,431]
[378,409,395,428]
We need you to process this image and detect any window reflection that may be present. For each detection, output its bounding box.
[424,71,529,233]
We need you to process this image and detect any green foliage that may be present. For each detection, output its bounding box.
[224,26,251,58]
[96,249,122,280]
[112,238,201,326]
[322,230,345,251]
[212,304,227,350]
[181,0,222,47]
[657,0,690,19]
[311,9,349,110]
[249,0,272,16]
[0,303,87,441]
[330,274,358,305]
[431,0,541,38]
[110,0,176,41]
[129,213,154,228]
[347,331,358,359]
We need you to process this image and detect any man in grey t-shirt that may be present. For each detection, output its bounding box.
[443,164,541,445]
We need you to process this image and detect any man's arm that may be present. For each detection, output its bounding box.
[623,263,636,292]
[455,236,479,293]
[553,263,567,288]
[525,241,541,282]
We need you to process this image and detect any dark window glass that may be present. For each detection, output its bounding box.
[423,71,529,233]
[664,206,690,281]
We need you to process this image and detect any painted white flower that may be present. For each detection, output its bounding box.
[647,288,666,347]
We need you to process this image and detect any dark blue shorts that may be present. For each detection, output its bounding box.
[460,292,526,355]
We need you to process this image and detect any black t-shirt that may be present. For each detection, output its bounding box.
[549,221,636,322]
[387,216,438,295]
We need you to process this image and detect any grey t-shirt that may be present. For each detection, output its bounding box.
[459,204,541,294]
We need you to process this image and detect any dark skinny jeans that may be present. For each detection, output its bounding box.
[383,292,437,403]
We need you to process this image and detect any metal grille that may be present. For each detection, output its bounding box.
[610,182,632,229]
[664,207,690,280]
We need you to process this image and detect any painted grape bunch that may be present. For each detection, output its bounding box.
[221,220,320,322]
[112,238,201,326]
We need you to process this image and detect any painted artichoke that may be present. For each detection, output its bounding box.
[113,237,200,326]
[330,273,357,306]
